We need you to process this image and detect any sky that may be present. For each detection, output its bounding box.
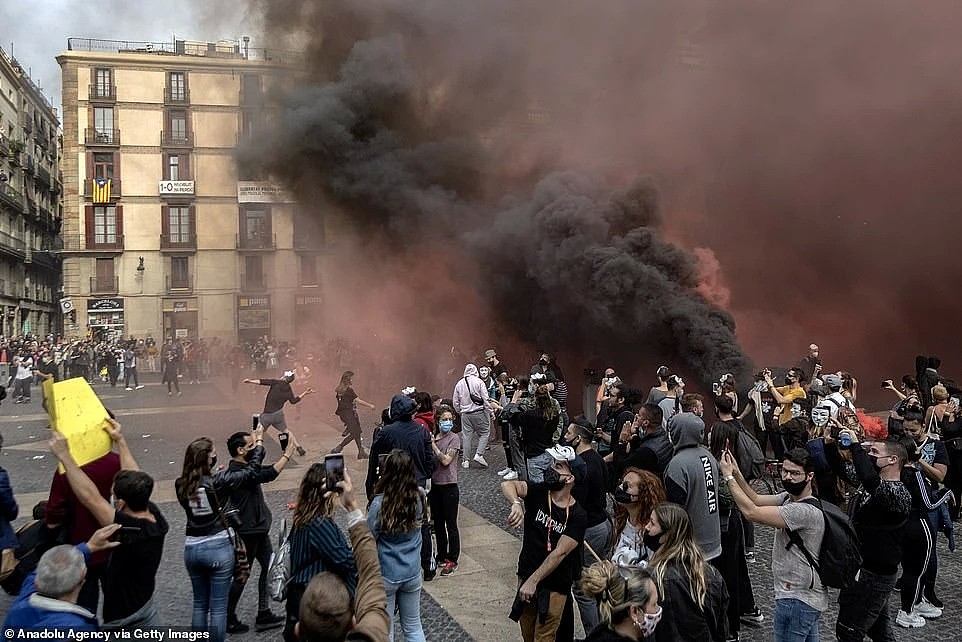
[0,0,258,116]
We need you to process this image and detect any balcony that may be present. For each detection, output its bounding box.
[37,166,52,189]
[0,135,7,156]
[166,272,194,292]
[0,230,26,258]
[89,276,119,294]
[24,155,35,174]
[88,84,116,102]
[160,231,197,252]
[241,273,267,292]
[30,250,60,272]
[84,178,122,200]
[160,130,193,148]
[236,232,276,251]
[85,128,120,146]
[164,87,190,104]
[85,233,124,252]
[0,185,24,214]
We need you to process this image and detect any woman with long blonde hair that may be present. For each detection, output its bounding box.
[580,562,663,640]
[283,463,358,642]
[645,503,729,641]
[367,450,426,642]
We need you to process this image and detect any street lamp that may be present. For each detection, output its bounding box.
[136,256,145,275]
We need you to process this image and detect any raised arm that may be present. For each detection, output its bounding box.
[48,432,115,526]
[105,418,138,471]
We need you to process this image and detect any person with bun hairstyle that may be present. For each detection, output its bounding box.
[580,562,663,641]
[645,503,729,641]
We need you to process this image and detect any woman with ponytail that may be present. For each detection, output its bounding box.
[645,503,729,641]
[580,562,662,641]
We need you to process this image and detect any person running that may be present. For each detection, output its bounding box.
[244,370,314,456]
[332,371,375,458]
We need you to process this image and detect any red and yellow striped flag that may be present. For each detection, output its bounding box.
[91,178,111,203]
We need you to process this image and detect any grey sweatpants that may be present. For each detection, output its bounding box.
[460,410,490,461]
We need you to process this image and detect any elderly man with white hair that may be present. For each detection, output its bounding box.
[3,523,121,630]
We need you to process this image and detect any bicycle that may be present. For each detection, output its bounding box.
[748,459,784,495]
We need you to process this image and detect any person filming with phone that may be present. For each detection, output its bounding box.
[222,425,299,634]
[47,420,169,630]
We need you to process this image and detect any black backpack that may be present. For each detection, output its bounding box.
[785,496,862,589]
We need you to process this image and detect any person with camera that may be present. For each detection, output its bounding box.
[294,470,389,642]
[48,420,168,630]
[595,382,635,461]
[763,368,806,461]
[285,463,358,642]
[3,523,122,631]
[612,403,672,480]
[222,426,298,633]
[830,431,910,642]
[719,447,827,642]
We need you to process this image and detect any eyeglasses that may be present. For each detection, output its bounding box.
[780,469,807,480]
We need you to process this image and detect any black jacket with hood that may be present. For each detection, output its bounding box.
[366,394,435,498]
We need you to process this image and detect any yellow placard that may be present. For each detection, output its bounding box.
[44,377,112,472]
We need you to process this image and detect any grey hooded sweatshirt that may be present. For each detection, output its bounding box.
[664,412,722,560]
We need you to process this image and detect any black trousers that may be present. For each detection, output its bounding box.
[283,581,305,642]
[77,562,107,613]
[429,483,461,563]
[336,412,365,454]
[710,514,750,636]
[899,515,932,612]
[228,531,273,617]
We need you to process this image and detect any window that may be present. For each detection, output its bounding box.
[95,258,114,290]
[169,110,187,140]
[245,255,263,287]
[242,207,270,246]
[93,206,117,244]
[168,155,180,180]
[167,206,191,243]
[241,74,261,102]
[93,107,114,142]
[93,68,112,98]
[170,256,189,289]
[168,72,186,101]
[165,154,189,180]
[299,254,318,286]
[92,153,114,180]
[241,110,262,139]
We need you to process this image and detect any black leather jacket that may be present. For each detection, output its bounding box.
[216,445,280,535]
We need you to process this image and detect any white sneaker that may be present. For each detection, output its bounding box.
[473,454,489,468]
[503,470,519,480]
[896,610,926,628]
[125,387,134,391]
[462,461,470,469]
[497,467,512,476]
[914,600,943,619]
[135,385,145,389]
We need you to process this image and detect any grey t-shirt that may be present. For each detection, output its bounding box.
[773,494,829,611]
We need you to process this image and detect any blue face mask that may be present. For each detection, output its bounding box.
[439,419,455,433]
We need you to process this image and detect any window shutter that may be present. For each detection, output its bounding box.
[189,205,197,239]
[161,205,170,238]
[115,204,124,244]
[84,205,94,247]
[183,154,191,180]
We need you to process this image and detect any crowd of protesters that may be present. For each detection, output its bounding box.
[1,341,961,642]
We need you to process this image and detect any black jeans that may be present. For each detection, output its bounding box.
[124,366,139,388]
[283,581,305,642]
[228,531,272,617]
[429,483,460,563]
[836,568,898,642]
[336,412,365,454]
[710,514,750,636]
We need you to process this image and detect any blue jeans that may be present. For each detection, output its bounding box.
[385,575,425,642]
[184,536,234,642]
[526,451,554,484]
[774,598,820,642]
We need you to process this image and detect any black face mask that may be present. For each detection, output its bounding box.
[781,478,808,496]
[542,468,567,491]
[784,376,794,385]
[614,486,636,504]
[244,448,256,462]
[643,531,662,553]
[539,359,549,366]
[559,436,578,449]
[209,455,218,469]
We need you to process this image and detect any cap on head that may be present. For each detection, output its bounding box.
[823,374,842,390]
[484,349,497,359]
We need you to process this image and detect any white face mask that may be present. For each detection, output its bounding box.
[633,605,662,636]
[811,406,831,428]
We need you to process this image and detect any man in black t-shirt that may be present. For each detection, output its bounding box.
[244,370,315,456]
[48,419,169,629]
[502,445,587,642]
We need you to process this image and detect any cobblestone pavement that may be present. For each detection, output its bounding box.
[2,376,961,641]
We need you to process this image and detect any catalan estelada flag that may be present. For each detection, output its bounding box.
[91,178,111,203]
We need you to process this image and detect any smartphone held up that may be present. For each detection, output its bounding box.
[325,453,345,493]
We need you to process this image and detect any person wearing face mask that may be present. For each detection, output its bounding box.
[175,437,235,642]
[580,562,663,641]
[430,407,462,576]
[610,468,666,568]
[221,425,298,633]
[595,368,620,417]
[720,448,828,642]
[644,502,729,641]
[557,418,611,637]
[47,420,168,630]
[503,445,588,642]
[764,368,807,461]
[828,434,910,642]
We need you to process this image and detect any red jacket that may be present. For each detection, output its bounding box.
[413,411,435,434]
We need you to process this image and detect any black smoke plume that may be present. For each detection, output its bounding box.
[241,18,754,388]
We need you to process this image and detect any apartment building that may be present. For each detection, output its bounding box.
[58,38,325,343]
[0,46,62,338]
